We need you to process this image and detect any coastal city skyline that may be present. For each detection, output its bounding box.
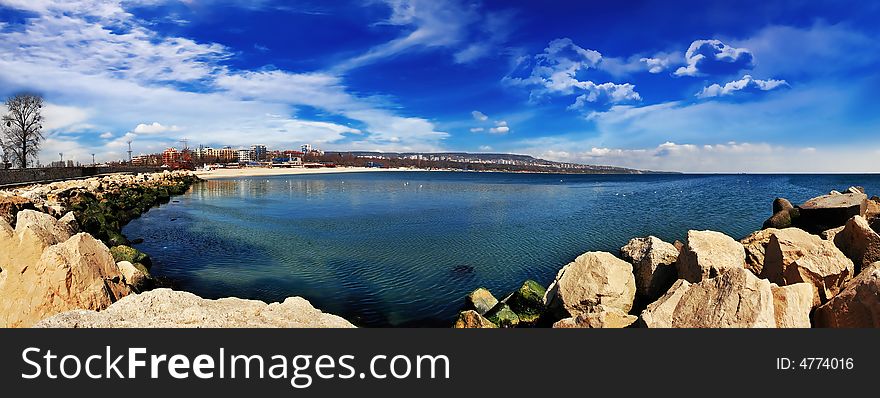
[1,0,879,173]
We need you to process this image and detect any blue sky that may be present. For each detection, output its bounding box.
[1,0,879,172]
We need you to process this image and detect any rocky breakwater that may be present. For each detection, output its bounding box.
[1,171,354,328]
[455,186,880,328]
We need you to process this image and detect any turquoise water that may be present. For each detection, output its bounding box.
[122,172,880,327]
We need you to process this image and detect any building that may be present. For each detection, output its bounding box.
[300,144,312,154]
[217,147,236,163]
[251,145,267,161]
[162,148,180,166]
[237,148,253,163]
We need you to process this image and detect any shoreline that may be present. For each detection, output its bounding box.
[195,166,422,180]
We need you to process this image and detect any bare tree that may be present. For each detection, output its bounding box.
[2,94,44,169]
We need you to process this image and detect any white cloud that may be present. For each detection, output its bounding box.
[99,132,114,139]
[334,0,509,71]
[505,37,640,109]
[471,110,489,121]
[674,39,754,77]
[639,51,683,74]
[470,127,485,133]
[41,103,90,131]
[489,120,509,134]
[133,122,181,134]
[478,145,492,151]
[569,82,641,110]
[697,75,789,98]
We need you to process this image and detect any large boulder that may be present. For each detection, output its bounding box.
[453,310,497,328]
[814,262,880,328]
[771,283,813,328]
[465,287,498,315]
[640,268,777,328]
[619,236,679,299]
[761,228,853,307]
[543,251,636,319]
[0,233,134,327]
[35,288,355,328]
[676,230,746,283]
[740,228,779,276]
[552,305,637,328]
[797,192,867,233]
[506,280,546,324]
[833,216,880,274]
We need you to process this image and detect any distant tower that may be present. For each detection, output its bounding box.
[126,140,133,163]
[91,153,95,166]
[179,138,189,151]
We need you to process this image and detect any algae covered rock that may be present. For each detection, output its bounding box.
[453,310,497,328]
[110,245,152,268]
[507,279,546,324]
[465,287,498,315]
[485,304,520,328]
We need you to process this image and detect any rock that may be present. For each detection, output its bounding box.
[109,245,152,268]
[833,216,880,274]
[453,310,497,328]
[15,209,75,250]
[619,236,679,299]
[639,279,690,328]
[552,305,637,328]
[797,192,867,233]
[821,226,845,241]
[0,195,35,226]
[763,208,799,229]
[507,280,546,324]
[485,304,520,328]
[867,199,880,220]
[673,240,685,252]
[773,198,794,214]
[814,262,880,328]
[740,229,779,276]
[761,228,854,307]
[846,186,865,194]
[771,283,813,328]
[465,287,498,315]
[0,233,133,327]
[676,230,746,283]
[116,261,151,291]
[58,212,79,234]
[640,268,776,328]
[35,288,355,328]
[543,251,636,319]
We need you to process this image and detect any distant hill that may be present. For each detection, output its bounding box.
[321,151,673,174]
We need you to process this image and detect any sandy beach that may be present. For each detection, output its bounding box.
[195,166,421,180]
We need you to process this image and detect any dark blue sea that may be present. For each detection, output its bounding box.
[122,172,880,327]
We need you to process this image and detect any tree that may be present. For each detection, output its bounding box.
[2,94,44,169]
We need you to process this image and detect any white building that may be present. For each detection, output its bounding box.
[237,149,253,163]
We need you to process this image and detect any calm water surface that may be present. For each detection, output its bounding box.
[122,172,880,326]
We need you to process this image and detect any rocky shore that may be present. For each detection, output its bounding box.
[456,186,880,328]
[0,171,354,328]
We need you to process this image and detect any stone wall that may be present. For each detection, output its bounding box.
[0,166,163,187]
